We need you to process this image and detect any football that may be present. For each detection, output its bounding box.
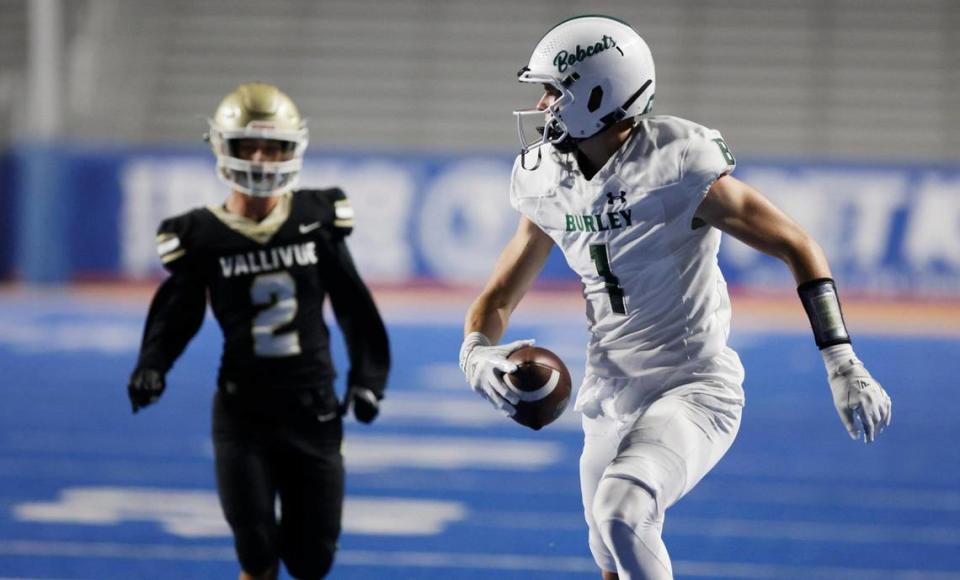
[505,346,572,430]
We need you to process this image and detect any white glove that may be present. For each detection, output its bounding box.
[822,344,892,443]
[459,332,533,416]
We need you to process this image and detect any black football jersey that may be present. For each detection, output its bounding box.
[136,189,389,402]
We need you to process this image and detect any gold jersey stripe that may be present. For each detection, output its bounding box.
[161,249,186,264]
[207,192,292,244]
[334,219,355,228]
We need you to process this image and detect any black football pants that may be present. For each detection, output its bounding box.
[212,388,344,579]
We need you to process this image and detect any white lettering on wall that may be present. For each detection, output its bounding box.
[120,158,221,278]
[301,161,416,282]
[417,160,514,282]
[903,176,960,270]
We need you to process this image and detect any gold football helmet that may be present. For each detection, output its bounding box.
[206,82,309,197]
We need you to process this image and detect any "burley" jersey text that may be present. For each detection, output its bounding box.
[565,210,633,233]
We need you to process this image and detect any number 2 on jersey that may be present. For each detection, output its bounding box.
[250,272,302,357]
[589,244,626,315]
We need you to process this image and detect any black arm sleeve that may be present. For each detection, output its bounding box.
[797,277,851,349]
[136,271,207,373]
[325,237,391,398]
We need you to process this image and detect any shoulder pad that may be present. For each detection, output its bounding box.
[679,123,736,186]
[297,188,354,237]
[510,150,566,202]
[641,115,702,147]
[155,210,201,271]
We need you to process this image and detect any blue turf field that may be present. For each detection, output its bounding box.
[0,291,958,579]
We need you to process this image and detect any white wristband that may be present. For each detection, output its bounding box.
[459,331,491,373]
[820,343,859,374]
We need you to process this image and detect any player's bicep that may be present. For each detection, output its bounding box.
[696,175,806,258]
[696,175,831,281]
[481,216,554,314]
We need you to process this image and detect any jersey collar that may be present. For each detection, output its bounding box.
[207,192,293,244]
[586,123,643,184]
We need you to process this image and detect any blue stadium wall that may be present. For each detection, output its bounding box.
[2,145,960,297]
[0,152,15,280]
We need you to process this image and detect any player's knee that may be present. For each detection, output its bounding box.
[592,475,659,541]
[587,526,617,572]
[233,523,279,577]
[283,542,336,579]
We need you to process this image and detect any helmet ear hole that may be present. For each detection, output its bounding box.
[587,86,604,112]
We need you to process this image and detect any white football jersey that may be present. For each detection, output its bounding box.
[510,115,745,399]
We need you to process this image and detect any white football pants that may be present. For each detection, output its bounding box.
[580,380,743,577]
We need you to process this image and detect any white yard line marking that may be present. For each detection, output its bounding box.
[14,488,467,538]
[0,429,568,470]
[343,434,564,472]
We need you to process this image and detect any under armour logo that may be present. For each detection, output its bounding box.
[606,190,627,205]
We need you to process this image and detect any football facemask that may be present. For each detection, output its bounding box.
[513,73,578,168]
[206,83,309,198]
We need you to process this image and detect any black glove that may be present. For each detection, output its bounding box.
[345,386,380,424]
[128,368,166,414]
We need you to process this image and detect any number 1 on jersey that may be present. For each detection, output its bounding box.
[589,244,626,315]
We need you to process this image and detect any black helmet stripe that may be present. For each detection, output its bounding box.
[599,79,652,126]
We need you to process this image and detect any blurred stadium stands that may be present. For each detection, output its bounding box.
[1,0,958,290]
[1,0,959,155]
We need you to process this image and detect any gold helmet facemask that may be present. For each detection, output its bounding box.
[206,82,309,197]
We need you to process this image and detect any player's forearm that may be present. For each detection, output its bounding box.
[326,242,391,394]
[777,230,832,286]
[464,217,553,343]
[338,299,391,396]
[464,289,514,343]
[346,346,390,397]
[781,236,856,350]
[464,301,506,343]
[136,274,206,372]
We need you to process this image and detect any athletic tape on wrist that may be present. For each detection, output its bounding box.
[798,278,851,349]
[459,332,491,373]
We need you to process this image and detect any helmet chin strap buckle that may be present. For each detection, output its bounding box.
[520,146,542,171]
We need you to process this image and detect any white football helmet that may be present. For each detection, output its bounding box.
[514,15,655,166]
[206,82,309,197]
